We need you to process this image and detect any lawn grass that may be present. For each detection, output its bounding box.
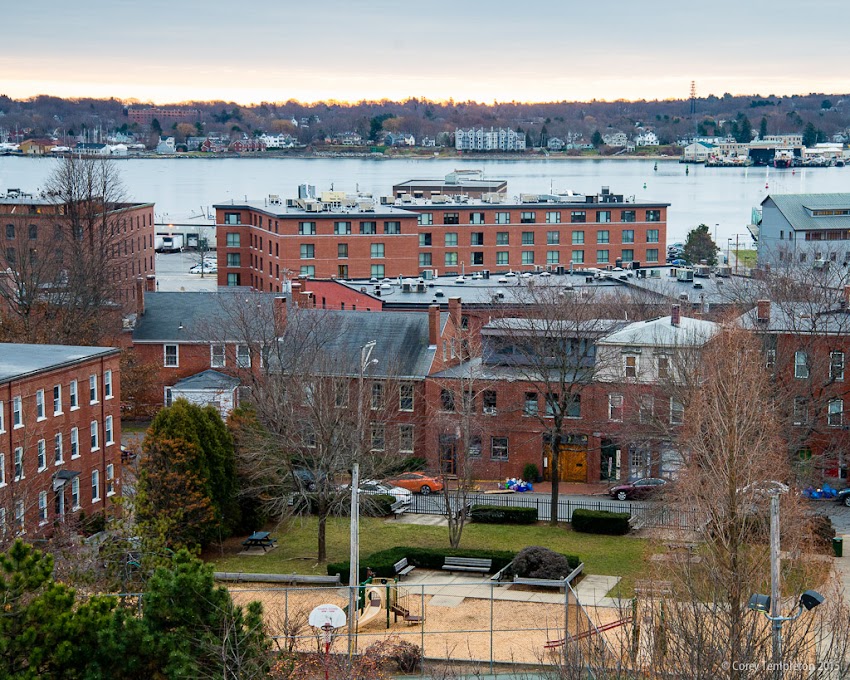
[206,517,652,597]
[733,249,758,267]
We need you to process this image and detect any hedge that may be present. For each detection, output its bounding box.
[328,546,580,584]
[571,508,630,535]
[470,505,538,525]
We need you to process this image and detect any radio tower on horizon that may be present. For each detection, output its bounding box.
[690,81,697,114]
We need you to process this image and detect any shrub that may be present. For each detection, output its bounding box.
[388,640,421,673]
[512,546,575,579]
[363,494,396,517]
[571,509,630,535]
[470,505,538,525]
[522,463,541,483]
[809,514,836,553]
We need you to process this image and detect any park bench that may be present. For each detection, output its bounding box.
[393,557,416,580]
[241,531,276,552]
[513,562,584,591]
[442,556,492,574]
[390,499,408,518]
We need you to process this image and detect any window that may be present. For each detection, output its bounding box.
[105,415,114,445]
[359,221,377,235]
[522,251,535,265]
[793,397,809,425]
[418,213,433,226]
[54,433,63,463]
[520,211,536,224]
[483,390,497,415]
[419,253,432,267]
[496,212,510,224]
[399,425,414,453]
[226,232,241,247]
[597,250,609,264]
[622,249,634,262]
[12,396,22,427]
[419,233,432,247]
[521,231,534,245]
[444,252,458,266]
[53,385,62,415]
[367,242,385,260]
[444,233,458,247]
[670,398,684,425]
[469,212,485,225]
[646,248,659,262]
[571,211,586,223]
[624,355,638,378]
[471,232,484,246]
[646,210,661,222]
[440,388,455,411]
[524,392,538,416]
[829,399,844,427]
[496,252,509,265]
[164,344,179,367]
[572,250,585,264]
[300,243,315,259]
[38,491,48,524]
[224,212,241,225]
[399,383,414,411]
[336,243,348,259]
[371,382,384,410]
[547,251,560,265]
[370,424,385,451]
[794,350,809,379]
[92,469,101,502]
[227,273,241,286]
[0,453,4,486]
[622,230,635,244]
[444,212,460,225]
[333,220,352,235]
[37,439,46,471]
[831,351,845,381]
[370,264,384,278]
[546,211,561,224]
[298,221,316,235]
[90,420,99,451]
[639,395,654,423]
[384,221,401,234]
[597,230,609,244]
[71,477,80,509]
[104,370,113,399]
[14,447,23,481]
[547,231,560,245]
[15,500,24,532]
[496,232,509,245]
[608,394,624,421]
[236,344,251,368]
[766,349,777,370]
[597,210,611,223]
[491,437,509,461]
[647,229,660,243]
[5,223,14,239]
[621,210,636,222]
[226,252,241,267]
[36,389,45,420]
[468,436,482,458]
[300,265,316,277]
[89,375,98,403]
[211,343,225,368]
[106,463,115,496]
[657,355,670,380]
[70,428,79,458]
[572,231,585,245]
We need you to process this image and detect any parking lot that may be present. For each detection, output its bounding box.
[154,250,217,292]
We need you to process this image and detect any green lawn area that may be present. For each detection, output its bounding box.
[733,249,757,267]
[207,517,651,597]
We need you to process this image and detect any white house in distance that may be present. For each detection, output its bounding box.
[168,369,240,417]
[602,132,629,147]
[155,136,176,154]
[682,141,715,162]
[635,131,660,147]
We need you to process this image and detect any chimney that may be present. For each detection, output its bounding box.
[448,297,462,329]
[273,296,287,333]
[291,281,302,305]
[671,304,681,327]
[135,278,145,317]
[756,299,771,323]
[145,274,156,292]
[428,305,440,346]
[300,291,313,308]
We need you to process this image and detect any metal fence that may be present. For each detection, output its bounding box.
[406,493,699,530]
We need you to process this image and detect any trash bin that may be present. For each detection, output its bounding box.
[833,537,843,558]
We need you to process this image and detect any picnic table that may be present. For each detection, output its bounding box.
[242,531,276,552]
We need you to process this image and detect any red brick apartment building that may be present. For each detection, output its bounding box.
[0,191,156,310]
[214,186,669,287]
[0,344,121,538]
[127,107,201,126]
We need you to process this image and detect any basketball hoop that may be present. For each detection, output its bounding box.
[309,604,346,680]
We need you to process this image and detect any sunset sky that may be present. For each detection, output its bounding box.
[4,0,849,104]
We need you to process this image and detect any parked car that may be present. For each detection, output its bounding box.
[670,258,689,267]
[836,488,850,507]
[385,472,444,495]
[293,468,319,492]
[608,477,668,501]
[357,480,412,505]
[189,263,217,274]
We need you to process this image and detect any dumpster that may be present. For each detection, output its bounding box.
[833,537,843,558]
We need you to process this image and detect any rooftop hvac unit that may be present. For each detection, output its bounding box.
[677,269,694,282]
[401,281,412,293]
[649,269,661,278]
[358,201,375,212]
[434,289,445,297]
[304,201,321,212]
[679,293,689,301]
[519,193,539,203]
[416,282,426,293]
[693,282,704,289]
[268,194,281,205]
[431,194,450,204]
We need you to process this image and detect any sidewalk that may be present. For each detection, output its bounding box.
[836,534,850,602]
[464,480,610,496]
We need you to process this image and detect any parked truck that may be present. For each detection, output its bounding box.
[156,234,184,253]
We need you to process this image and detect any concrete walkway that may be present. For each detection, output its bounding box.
[835,534,850,602]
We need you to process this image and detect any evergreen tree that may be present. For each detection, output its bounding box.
[803,121,818,147]
[591,129,603,148]
[759,116,768,140]
[683,223,719,266]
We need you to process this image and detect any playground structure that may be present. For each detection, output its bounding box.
[349,577,426,630]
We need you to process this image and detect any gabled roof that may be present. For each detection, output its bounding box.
[596,315,719,348]
[0,343,118,384]
[762,193,850,232]
[173,369,240,391]
[738,302,850,335]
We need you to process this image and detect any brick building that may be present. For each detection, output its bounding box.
[213,186,669,286]
[127,107,201,126]
[0,344,121,538]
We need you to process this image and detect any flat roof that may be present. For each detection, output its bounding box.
[0,344,119,384]
[212,200,416,218]
[393,178,507,189]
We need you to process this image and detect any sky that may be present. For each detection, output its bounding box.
[3,0,850,104]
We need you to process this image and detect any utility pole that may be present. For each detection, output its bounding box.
[770,493,782,679]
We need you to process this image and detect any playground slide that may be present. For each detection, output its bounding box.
[356,587,385,628]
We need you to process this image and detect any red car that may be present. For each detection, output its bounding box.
[385,472,444,495]
[608,477,668,501]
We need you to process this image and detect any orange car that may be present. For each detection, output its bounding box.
[385,472,444,495]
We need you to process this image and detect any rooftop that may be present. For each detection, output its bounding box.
[173,369,241,391]
[597,315,720,347]
[763,193,850,232]
[0,344,119,384]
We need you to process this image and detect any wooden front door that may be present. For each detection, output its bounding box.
[544,434,588,483]
[439,435,457,476]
